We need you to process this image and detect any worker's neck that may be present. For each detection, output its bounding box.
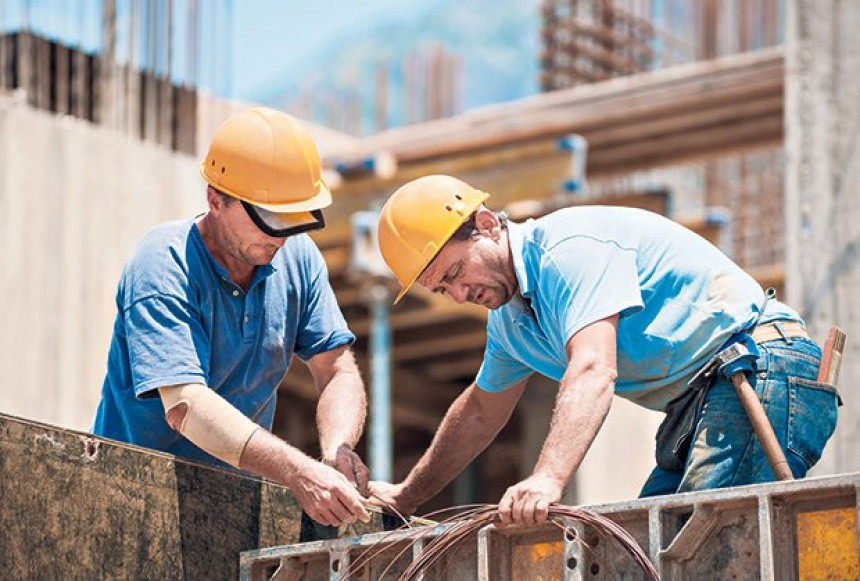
[197,215,256,291]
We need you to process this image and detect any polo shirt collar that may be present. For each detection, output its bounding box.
[191,221,276,287]
[507,219,537,299]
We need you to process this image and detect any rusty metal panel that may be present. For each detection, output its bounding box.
[511,539,564,580]
[0,413,380,581]
[796,507,859,580]
[241,473,860,580]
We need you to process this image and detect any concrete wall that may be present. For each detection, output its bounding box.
[0,94,205,430]
[785,1,860,475]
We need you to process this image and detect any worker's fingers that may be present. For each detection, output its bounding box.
[353,461,371,497]
[534,499,550,526]
[328,447,371,497]
[520,498,535,526]
[325,451,356,486]
[511,494,527,525]
[325,495,355,525]
[334,485,371,524]
[305,504,338,527]
[497,491,514,528]
[366,481,398,508]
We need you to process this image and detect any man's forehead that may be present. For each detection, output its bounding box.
[417,249,452,287]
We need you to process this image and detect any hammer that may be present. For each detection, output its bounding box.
[715,335,794,481]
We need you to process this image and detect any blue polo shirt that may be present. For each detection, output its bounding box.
[92,219,354,465]
[475,207,800,411]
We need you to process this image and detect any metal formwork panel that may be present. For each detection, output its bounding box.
[240,473,860,580]
[0,413,381,581]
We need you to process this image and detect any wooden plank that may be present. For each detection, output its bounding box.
[0,413,381,580]
[341,47,784,163]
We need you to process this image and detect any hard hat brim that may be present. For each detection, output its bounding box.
[200,165,332,212]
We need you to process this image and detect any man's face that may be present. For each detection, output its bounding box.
[416,218,518,310]
[213,195,287,266]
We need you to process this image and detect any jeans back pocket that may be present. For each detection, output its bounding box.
[786,377,839,469]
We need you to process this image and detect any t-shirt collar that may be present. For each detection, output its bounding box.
[507,219,536,299]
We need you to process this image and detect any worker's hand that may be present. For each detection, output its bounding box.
[366,481,418,516]
[289,458,371,527]
[496,474,564,528]
[323,444,371,497]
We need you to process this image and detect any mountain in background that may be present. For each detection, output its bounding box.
[260,0,541,135]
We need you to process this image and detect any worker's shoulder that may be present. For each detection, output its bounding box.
[537,205,665,229]
[135,218,194,247]
[119,220,199,296]
[128,219,196,265]
[527,205,659,248]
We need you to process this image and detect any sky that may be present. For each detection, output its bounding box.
[233,0,447,101]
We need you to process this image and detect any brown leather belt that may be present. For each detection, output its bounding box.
[751,321,809,343]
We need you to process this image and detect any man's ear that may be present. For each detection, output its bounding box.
[474,207,502,240]
[206,186,224,212]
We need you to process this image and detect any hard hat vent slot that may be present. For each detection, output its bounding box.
[445,204,452,211]
[221,166,226,173]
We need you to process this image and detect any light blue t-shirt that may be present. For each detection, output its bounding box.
[92,219,354,465]
[475,207,801,411]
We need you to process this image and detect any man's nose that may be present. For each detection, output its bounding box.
[448,284,469,304]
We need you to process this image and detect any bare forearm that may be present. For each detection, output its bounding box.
[316,369,366,455]
[239,429,313,486]
[401,390,506,508]
[533,365,615,486]
[240,427,371,526]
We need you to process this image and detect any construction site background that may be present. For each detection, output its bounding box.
[0,0,857,514]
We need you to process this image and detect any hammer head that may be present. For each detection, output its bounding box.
[716,333,760,379]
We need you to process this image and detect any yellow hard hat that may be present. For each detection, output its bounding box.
[200,107,331,213]
[377,175,489,304]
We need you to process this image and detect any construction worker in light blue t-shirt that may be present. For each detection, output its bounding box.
[93,108,370,527]
[368,174,839,528]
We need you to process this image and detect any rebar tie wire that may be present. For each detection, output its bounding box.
[348,500,660,580]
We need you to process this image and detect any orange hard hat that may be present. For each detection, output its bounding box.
[377,175,489,304]
[200,107,331,214]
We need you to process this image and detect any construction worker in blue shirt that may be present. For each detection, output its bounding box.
[92,108,370,527]
[369,174,838,527]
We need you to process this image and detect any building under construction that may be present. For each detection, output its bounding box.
[1,0,859,578]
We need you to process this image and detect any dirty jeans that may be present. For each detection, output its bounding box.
[640,335,840,497]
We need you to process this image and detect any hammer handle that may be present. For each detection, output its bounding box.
[730,373,794,481]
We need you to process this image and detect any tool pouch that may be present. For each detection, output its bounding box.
[654,369,716,472]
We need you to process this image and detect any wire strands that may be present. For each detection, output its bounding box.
[351,503,660,580]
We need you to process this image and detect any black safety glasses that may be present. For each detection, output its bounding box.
[241,201,326,238]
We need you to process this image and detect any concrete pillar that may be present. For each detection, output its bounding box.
[785,0,860,475]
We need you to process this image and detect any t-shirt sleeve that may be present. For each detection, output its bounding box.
[294,251,355,361]
[125,294,210,399]
[475,321,534,392]
[542,237,644,344]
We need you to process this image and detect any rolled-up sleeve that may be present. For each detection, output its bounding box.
[294,259,355,361]
[475,321,534,392]
[125,294,210,398]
